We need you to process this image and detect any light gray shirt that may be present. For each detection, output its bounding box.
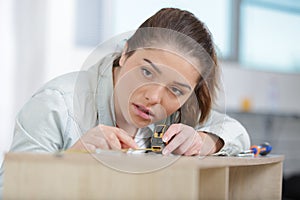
[0,54,250,198]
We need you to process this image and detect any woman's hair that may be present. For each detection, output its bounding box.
[114,8,220,126]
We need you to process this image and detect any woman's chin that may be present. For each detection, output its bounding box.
[131,118,152,128]
[128,114,154,128]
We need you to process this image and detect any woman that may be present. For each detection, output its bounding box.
[0,8,251,197]
[10,8,250,156]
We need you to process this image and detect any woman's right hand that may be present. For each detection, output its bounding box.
[68,124,139,152]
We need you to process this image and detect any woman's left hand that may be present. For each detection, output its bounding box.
[162,123,222,156]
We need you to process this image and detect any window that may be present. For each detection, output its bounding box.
[75,0,103,46]
[112,0,231,58]
[74,0,300,73]
[239,0,300,73]
[75,0,232,59]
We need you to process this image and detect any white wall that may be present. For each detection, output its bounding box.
[221,62,300,115]
[0,0,15,166]
[111,0,230,57]
[0,0,93,166]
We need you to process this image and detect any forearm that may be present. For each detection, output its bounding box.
[198,131,224,155]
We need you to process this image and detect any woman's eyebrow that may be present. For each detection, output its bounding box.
[143,58,191,91]
[143,58,162,74]
[173,81,191,90]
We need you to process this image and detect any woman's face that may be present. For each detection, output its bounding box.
[114,48,199,128]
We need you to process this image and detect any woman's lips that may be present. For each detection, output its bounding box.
[132,103,154,120]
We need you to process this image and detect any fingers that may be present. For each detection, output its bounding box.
[84,143,97,152]
[162,124,203,156]
[69,124,138,152]
[120,142,132,149]
[84,134,110,150]
[182,134,203,156]
[162,124,183,143]
[162,124,187,155]
[98,126,122,150]
[173,132,197,155]
[162,131,189,155]
[115,128,139,149]
[97,125,138,150]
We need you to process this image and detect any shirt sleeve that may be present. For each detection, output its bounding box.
[195,110,251,156]
[10,89,69,153]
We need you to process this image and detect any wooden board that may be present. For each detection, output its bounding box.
[3,152,284,199]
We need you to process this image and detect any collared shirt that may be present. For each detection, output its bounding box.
[0,54,250,198]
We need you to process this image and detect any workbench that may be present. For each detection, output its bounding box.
[3,152,284,199]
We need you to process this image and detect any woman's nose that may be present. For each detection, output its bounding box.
[144,85,165,104]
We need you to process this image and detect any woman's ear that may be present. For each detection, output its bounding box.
[119,42,128,67]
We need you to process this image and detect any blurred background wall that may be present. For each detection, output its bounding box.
[1,0,300,179]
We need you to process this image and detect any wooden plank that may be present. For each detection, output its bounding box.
[3,153,199,200]
[199,167,229,200]
[3,152,284,168]
[2,152,284,199]
[229,162,283,200]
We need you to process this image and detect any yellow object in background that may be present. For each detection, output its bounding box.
[241,97,252,112]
